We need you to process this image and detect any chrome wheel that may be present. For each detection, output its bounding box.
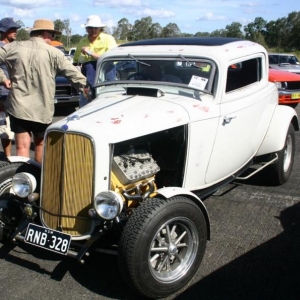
[283,134,292,172]
[118,196,207,298]
[149,217,198,283]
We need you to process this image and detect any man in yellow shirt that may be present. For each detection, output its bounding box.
[73,15,117,107]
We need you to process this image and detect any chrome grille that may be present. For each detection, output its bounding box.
[41,131,94,236]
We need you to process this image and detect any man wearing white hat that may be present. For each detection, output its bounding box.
[73,15,117,107]
[0,19,87,164]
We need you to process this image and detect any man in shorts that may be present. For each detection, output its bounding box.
[0,19,87,164]
[0,17,20,160]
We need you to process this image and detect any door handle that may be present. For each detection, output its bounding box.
[222,116,236,126]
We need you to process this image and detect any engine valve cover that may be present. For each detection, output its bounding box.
[113,150,160,184]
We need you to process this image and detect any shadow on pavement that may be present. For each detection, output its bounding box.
[175,202,300,300]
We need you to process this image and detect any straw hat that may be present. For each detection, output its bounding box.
[30,19,61,35]
[81,15,106,28]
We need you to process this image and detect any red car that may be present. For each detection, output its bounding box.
[269,68,300,107]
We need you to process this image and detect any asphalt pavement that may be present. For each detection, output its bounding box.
[0,106,300,300]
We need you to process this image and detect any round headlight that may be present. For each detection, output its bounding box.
[12,172,37,198]
[275,81,283,89]
[94,191,123,220]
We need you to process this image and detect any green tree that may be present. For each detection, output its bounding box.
[115,18,132,41]
[70,34,82,45]
[265,20,279,48]
[195,32,210,37]
[210,29,226,37]
[149,22,162,39]
[54,19,65,41]
[285,11,300,51]
[63,19,72,48]
[244,17,267,41]
[160,23,181,37]
[16,28,29,41]
[225,22,243,38]
[16,20,29,41]
[181,33,194,37]
[130,17,153,40]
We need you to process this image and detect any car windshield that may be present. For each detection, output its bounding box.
[96,58,215,93]
[269,54,300,65]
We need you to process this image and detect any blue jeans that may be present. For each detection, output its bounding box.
[79,93,91,108]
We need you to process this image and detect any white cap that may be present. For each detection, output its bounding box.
[81,15,106,28]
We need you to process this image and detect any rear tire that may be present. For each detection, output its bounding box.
[287,103,298,109]
[118,196,207,298]
[269,123,295,185]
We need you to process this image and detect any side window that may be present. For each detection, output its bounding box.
[226,58,262,93]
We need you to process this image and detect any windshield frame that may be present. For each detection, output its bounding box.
[96,56,217,95]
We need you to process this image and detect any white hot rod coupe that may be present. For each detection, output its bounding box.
[0,37,298,299]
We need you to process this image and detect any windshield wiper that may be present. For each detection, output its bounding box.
[178,54,199,69]
[128,54,151,66]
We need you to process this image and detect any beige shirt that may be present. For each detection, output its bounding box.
[0,37,87,124]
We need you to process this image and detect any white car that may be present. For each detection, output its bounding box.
[0,37,298,299]
[269,52,300,75]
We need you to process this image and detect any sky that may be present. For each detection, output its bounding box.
[0,0,299,36]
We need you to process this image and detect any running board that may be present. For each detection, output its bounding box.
[235,154,278,180]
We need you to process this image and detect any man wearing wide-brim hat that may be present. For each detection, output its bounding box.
[73,15,117,107]
[0,18,87,164]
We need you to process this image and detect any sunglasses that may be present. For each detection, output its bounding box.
[47,31,55,38]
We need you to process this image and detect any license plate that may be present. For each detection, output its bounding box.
[24,223,71,255]
[291,93,300,100]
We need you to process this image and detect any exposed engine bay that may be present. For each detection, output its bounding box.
[111,125,187,204]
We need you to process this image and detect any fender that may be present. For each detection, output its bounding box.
[156,186,211,239]
[256,105,299,156]
[7,156,41,168]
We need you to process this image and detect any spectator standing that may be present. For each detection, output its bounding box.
[0,19,87,164]
[0,17,20,160]
[73,15,117,107]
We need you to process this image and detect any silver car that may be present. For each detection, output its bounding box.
[269,53,300,74]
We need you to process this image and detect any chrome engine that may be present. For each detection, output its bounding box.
[112,149,160,185]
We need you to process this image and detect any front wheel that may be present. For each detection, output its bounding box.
[0,162,41,241]
[269,123,295,185]
[118,196,207,299]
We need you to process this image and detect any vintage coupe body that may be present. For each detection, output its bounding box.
[0,37,298,299]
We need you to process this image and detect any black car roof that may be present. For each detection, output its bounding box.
[119,37,246,47]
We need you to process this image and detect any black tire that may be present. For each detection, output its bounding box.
[0,163,40,241]
[0,161,9,168]
[270,123,295,185]
[287,103,298,109]
[118,196,207,299]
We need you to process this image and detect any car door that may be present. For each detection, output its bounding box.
[205,55,277,184]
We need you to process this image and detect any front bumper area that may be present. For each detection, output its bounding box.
[10,218,108,263]
[278,89,300,104]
